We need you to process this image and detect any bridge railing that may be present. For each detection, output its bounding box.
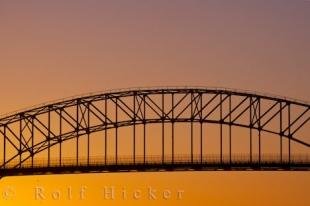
[3,154,310,169]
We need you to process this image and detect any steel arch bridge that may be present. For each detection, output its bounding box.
[0,87,309,178]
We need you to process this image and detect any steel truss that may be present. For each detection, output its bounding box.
[0,87,309,177]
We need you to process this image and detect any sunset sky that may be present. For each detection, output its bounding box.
[0,0,309,205]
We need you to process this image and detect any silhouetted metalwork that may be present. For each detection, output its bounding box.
[0,87,309,177]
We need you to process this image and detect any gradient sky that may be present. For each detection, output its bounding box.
[0,0,309,205]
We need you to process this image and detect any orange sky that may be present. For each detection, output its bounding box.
[0,0,309,205]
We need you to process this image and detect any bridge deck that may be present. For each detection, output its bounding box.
[1,155,309,177]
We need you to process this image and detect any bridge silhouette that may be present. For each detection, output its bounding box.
[0,87,309,178]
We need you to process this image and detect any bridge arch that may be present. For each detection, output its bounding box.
[0,87,309,176]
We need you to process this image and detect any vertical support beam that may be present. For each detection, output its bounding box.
[115,98,118,165]
[288,103,291,164]
[258,98,261,165]
[220,93,223,164]
[87,102,90,166]
[162,91,165,164]
[48,109,51,167]
[3,125,6,169]
[59,109,62,167]
[171,93,175,164]
[19,116,22,168]
[105,97,107,165]
[31,117,34,168]
[143,95,146,164]
[133,93,136,165]
[190,92,194,163]
[279,102,283,163]
[200,93,203,164]
[229,94,232,165]
[249,97,253,163]
[76,101,79,166]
